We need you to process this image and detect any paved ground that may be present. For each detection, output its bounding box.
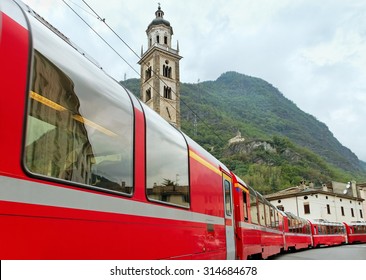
[271,244,366,260]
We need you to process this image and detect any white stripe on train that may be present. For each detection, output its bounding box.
[0,175,224,225]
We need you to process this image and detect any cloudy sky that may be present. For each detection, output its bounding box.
[22,0,366,162]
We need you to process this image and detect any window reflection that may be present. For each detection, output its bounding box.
[25,51,134,194]
[249,187,258,225]
[224,180,232,216]
[145,107,189,207]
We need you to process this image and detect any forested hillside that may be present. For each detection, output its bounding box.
[121,71,365,193]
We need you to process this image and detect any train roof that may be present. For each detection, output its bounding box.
[309,219,345,226]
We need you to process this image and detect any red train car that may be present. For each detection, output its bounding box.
[0,0,237,259]
[344,221,366,244]
[281,211,312,251]
[233,176,284,259]
[2,0,365,261]
[309,219,347,247]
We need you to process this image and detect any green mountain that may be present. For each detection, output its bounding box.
[121,71,365,193]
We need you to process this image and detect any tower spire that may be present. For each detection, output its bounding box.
[138,6,183,128]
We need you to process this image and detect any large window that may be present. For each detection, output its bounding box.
[257,193,266,226]
[249,187,259,224]
[145,107,189,207]
[25,51,134,194]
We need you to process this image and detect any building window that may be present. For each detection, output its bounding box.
[145,88,151,102]
[341,206,345,216]
[326,204,331,214]
[360,210,363,219]
[277,205,284,211]
[163,64,172,78]
[164,86,172,99]
[304,203,310,214]
[164,36,168,45]
[351,208,355,217]
[156,35,160,43]
[145,66,152,81]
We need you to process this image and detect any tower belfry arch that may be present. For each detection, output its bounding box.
[138,5,182,128]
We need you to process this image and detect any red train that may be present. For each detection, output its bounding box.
[309,219,348,247]
[344,221,366,244]
[1,0,365,260]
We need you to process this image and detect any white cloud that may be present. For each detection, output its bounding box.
[21,0,366,162]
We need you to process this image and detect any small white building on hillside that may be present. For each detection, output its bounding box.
[264,181,365,223]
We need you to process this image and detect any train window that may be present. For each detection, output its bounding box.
[291,219,296,233]
[249,188,259,225]
[242,190,249,221]
[145,108,189,208]
[264,203,271,227]
[224,180,232,216]
[272,208,278,229]
[25,51,134,194]
[257,193,266,226]
[270,207,277,228]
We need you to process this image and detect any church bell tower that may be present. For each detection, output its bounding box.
[138,5,182,128]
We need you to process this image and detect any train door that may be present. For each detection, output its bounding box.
[223,173,235,259]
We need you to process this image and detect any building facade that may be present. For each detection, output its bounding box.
[265,182,365,223]
[138,5,182,128]
[358,183,366,221]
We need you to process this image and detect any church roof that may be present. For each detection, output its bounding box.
[147,5,173,34]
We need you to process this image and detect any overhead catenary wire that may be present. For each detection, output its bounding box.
[62,0,225,144]
[62,0,181,120]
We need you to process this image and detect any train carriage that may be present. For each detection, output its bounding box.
[281,211,313,251]
[309,219,347,248]
[0,0,237,259]
[344,221,366,244]
[1,0,366,261]
[233,176,284,259]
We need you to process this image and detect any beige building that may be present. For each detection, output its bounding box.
[265,181,365,223]
[358,183,366,221]
[138,5,182,128]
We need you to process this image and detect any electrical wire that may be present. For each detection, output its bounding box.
[62,0,225,143]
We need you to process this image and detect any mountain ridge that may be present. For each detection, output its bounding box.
[121,71,365,192]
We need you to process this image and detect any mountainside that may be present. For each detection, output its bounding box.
[121,71,365,192]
